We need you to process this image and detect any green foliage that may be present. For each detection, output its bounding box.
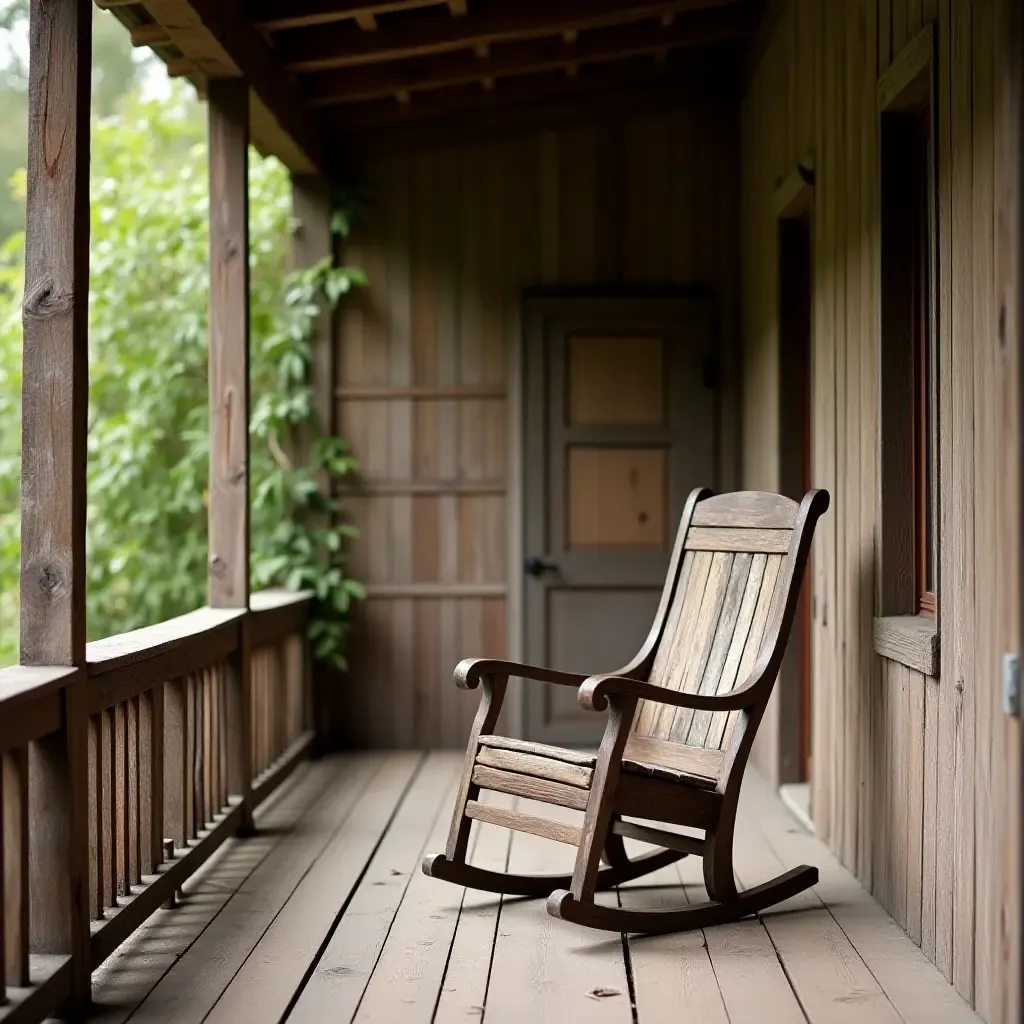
[0,85,365,668]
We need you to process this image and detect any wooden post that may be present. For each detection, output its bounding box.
[207,78,254,829]
[290,174,335,751]
[19,0,92,1007]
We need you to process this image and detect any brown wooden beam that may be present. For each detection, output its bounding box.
[305,7,753,106]
[330,60,735,158]
[207,78,251,611]
[253,0,442,33]
[327,47,731,130]
[136,0,324,172]
[279,0,738,73]
[22,2,94,1008]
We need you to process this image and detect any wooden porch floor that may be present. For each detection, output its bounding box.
[83,751,980,1024]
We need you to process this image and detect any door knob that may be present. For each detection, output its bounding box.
[524,556,559,577]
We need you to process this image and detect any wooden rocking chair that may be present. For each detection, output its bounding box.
[423,487,829,933]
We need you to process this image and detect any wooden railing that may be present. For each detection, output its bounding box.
[0,589,313,1022]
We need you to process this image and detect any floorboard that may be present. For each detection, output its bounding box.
[81,752,982,1024]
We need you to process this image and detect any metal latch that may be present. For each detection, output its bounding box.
[1002,653,1021,717]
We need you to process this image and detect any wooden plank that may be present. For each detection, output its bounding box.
[465,800,582,847]
[286,754,457,1022]
[475,747,593,788]
[485,799,632,1024]
[122,754,385,1024]
[477,735,595,768]
[684,527,792,553]
[742,769,981,1023]
[471,766,589,812]
[203,753,426,1024]
[433,800,513,1023]
[690,491,799,528]
[620,859,731,1023]
[873,617,940,675]
[921,672,939,959]
[905,668,926,944]
[3,750,28,987]
[208,77,251,611]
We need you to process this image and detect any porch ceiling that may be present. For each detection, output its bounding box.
[101,0,764,170]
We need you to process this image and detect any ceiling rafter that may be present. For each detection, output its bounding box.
[303,8,754,107]
[276,0,737,73]
[325,48,730,130]
[250,0,447,33]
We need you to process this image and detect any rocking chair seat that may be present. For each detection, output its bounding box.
[476,734,722,793]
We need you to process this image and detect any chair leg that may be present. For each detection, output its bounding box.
[601,817,630,869]
[703,820,738,902]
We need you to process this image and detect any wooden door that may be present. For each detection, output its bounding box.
[522,296,717,746]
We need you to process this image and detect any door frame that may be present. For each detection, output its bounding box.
[511,290,735,742]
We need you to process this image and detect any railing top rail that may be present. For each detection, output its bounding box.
[249,588,314,613]
[0,664,78,751]
[87,606,246,677]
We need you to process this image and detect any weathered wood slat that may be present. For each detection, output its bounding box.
[691,491,799,529]
[470,765,589,811]
[622,734,723,786]
[475,747,593,789]
[476,734,596,768]
[684,526,793,554]
[465,800,583,846]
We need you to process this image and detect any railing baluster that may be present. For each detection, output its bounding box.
[127,698,140,887]
[138,691,153,876]
[186,674,196,840]
[114,703,126,898]
[164,677,185,850]
[0,769,6,1007]
[148,684,164,870]
[87,716,99,920]
[3,749,28,988]
[202,668,213,826]
[101,709,114,910]
[211,666,221,813]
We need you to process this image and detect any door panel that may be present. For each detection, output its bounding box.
[523,296,717,746]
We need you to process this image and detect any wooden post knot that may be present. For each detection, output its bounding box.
[36,564,63,594]
[224,239,241,260]
[22,277,73,321]
[229,465,247,486]
[210,555,228,578]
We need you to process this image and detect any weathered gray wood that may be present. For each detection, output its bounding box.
[471,765,589,811]
[475,746,593,788]
[465,800,583,846]
[19,0,90,668]
[690,491,799,529]
[622,734,723,786]
[684,527,793,553]
[873,615,940,676]
[207,77,251,610]
[3,748,29,987]
[477,734,595,767]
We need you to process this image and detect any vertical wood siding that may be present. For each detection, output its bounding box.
[741,0,1021,1019]
[336,103,740,751]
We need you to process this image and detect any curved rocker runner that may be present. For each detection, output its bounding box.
[421,488,830,934]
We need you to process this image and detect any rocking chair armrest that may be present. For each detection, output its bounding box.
[578,674,762,713]
[454,658,588,691]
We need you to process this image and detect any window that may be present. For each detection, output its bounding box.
[878,25,939,642]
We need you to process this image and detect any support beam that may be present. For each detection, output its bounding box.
[252,0,441,32]
[207,78,251,611]
[123,0,324,172]
[305,8,753,107]
[207,79,254,832]
[290,175,337,749]
[277,0,737,72]
[21,0,92,1007]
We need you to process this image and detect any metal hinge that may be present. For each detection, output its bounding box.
[1002,653,1021,717]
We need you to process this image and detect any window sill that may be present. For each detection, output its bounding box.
[873,615,939,677]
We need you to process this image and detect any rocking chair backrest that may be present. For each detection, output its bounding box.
[630,489,827,754]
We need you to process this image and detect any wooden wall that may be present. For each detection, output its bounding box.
[740,0,1021,1020]
[335,100,740,750]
